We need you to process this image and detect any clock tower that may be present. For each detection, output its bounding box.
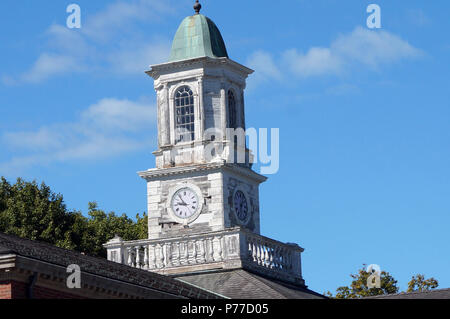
[105,2,317,296]
[141,5,266,240]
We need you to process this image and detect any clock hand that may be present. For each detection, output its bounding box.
[178,194,188,205]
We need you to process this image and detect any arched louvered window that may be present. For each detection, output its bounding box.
[228,90,237,129]
[175,86,195,143]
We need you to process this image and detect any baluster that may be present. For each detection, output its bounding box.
[166,242,172,267]
[252,241,257,262]
[144,245,149,269]
[262,243,267,266]
[193,240,198,264]
[187,241,192,264]
[200,239,207,263]
[262,244,268,267]
[183,242,189,265]
[272,246,278,269]
[209,237,214,261]
[127,247,133,267]
[269,245,274,269]
[216,236,223,261]
[278,248,283,269]
[278,247,284,269]
[160,243,165,267]
[135,246,141,268]
[157,243,164,268]
[265,245,270,268]
[150,244,156,269]
[256,241,262,265]
[220,236,225,260]
[175,242,181,266]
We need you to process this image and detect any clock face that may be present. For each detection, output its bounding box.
[234,190,249,222]
[171,187,200,219]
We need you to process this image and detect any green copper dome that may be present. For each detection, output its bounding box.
[169,14,229,62]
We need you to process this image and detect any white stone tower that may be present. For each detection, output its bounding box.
[105,2,309,290]
[141,10,266,240]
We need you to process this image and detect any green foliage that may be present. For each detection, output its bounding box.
[407,274,439,292]
[80,202,148,257]
[0,177,148,257]
[331,264,399,299]
[329,265,440,298]
[0,177,76,250]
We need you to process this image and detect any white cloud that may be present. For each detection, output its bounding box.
[1,97,156,172]
[81,0,171,42]
[108,43,170,74]
[81,98,156,131]
[4,0,173,85]
[3,127,64,151]
[282,47,342,77]
[245,51,284,91]
[246,51,282,82]
[248,26,422,80]
[20,53,80,83]
[331,26,422,69]
[46,24,92,56]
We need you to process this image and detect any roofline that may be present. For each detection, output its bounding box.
[1,253,187,299]
[0,232,221,299]
[365,287,450,299]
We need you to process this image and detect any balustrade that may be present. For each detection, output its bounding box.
[105,228,303,281]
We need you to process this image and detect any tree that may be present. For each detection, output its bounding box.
[407,274,439,292]
[331,264,399,299]
[327,265,440,298]
[0,177,78,250]
[79,202,147,257]
[0,177,147,257]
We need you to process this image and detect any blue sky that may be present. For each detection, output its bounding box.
[1,0,449,294]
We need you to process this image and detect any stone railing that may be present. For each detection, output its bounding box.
[104,228,304,285]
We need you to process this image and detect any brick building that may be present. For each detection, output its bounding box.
[0,232,221,299]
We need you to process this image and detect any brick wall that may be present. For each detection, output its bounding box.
[0,281,12,299]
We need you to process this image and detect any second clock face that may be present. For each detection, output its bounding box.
[171,187,199,219]
[234,190,249,222]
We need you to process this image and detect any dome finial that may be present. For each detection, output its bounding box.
[194,0,201,14]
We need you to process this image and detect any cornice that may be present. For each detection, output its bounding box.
[138,163,267,183]
[147,57,254,79]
